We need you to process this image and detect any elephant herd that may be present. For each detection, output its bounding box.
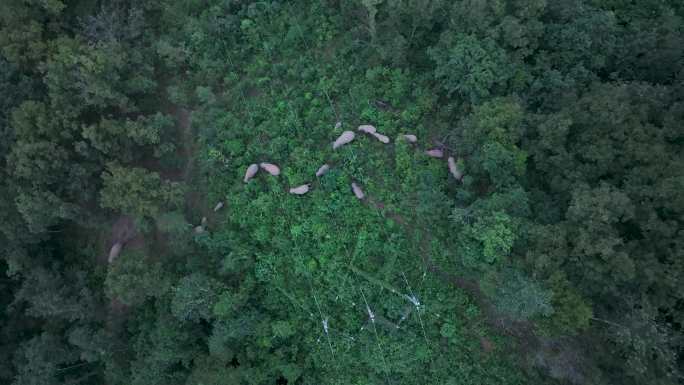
[241,123,464,200]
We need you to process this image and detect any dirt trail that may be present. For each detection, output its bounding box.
[175,107,195,182]
[102,105,197,265]
[103,105,199,329]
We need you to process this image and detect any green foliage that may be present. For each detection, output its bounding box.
[82,113,175,161]
[458,98,527,187]
[546,274,593,333]
[430,33,514,103]
[171,274,224,322]
[128,308,203,385]
[105,250,169,306]
[454,209,517,266]
[12,333,79,385]
[14,268,94,323]
[566,183,637,288]
[483,268,554,321]
[100,164,185,220]
[473,211,517,264]
[14,191,81,234]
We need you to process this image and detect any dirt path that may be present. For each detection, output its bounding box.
[102,109,191,264]
[98,106,197,330]
[175,107,195,182]
[172,106,212,225]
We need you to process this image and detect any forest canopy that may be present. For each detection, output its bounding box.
[0,1,682,385]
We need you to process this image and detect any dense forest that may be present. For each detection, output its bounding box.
[1,0,683,384]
